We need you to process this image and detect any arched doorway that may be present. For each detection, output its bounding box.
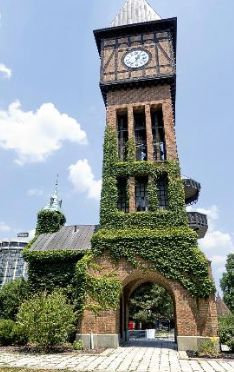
[79,258,218,351]
[120,279,176,346]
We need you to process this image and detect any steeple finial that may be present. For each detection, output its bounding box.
[111,0,161,27]
[43,175,62,212]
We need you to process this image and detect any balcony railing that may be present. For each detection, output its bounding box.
[187,212,208,239]
[183,178,201,205]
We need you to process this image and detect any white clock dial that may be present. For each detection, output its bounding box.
[124,50,150,69]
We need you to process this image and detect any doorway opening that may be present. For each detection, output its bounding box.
[119,281,176,347]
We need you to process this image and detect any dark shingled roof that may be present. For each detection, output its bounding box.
[216,295,231,317]
[30,225,97,252]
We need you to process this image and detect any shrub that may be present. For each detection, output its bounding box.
[219,314,234,352]
[0,319,28,346]
[198,338,219,357]
[0,319,15,345]
[0,279,29,320]
[73,340,84,351]
[16,290,76,350]
[13,323,28,346]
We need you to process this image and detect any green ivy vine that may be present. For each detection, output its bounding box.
[93,126,215,298]
[36,209,66,235]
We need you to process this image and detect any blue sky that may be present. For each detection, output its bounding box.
[0,0,233,291]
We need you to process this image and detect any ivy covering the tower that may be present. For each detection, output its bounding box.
[92,126,215,297]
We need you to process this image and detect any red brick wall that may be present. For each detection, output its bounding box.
[80,256,218,338]
[106,85,177,161]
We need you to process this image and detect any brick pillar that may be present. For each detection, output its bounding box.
[162,99,178,160]
[145,104,154,161]
[128,177,135,212]
[128,105,134,139]
[107,107,117,130]
[197,296,219,337]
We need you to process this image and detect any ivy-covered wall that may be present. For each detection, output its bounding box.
[23,248,122,315]
[23,125,215,317]
[93,127,215,298]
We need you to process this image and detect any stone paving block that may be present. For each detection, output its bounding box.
[208,360,227,371]
[0,340,234,372]
[199,361,217,372]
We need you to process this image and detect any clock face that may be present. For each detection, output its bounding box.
[124,49,150,69]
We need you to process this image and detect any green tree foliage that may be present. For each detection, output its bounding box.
[0,319,15,345]
[16,290,76,350]
[0,279,29,320]
[36,209,66,235]
[219,314,234,352]
[220,254,234,312]
[129,283,174,328]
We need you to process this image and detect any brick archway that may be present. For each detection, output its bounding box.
[78,256,218,351]
[119,274,177,343]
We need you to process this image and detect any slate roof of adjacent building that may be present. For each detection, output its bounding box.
[216,294,231,317]
[111,0,161,27]
[30,225,96,252]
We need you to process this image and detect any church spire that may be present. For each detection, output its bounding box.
[111,0,161,27]
[43,174,62,212]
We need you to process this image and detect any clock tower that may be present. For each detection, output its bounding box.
[79,0,219,351]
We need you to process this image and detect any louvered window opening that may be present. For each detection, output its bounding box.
[134,111,147,161]
[117,177,129,212]
[117,113,128,161]
[135,177,148,212]
[151,109,166,161]
[157,175,168,208]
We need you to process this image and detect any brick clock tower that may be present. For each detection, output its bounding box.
[79,0,219,351]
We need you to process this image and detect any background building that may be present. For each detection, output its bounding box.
[0,232,30,286]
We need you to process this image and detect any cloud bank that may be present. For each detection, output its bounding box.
[0,101,87,165]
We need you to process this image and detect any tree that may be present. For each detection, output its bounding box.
[129,283,174,328]
[220,254,234,313]
[0,279,29,320]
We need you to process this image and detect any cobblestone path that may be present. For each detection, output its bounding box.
[0,339,233,372]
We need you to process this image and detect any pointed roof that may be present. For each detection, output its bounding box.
[43,175,63,213]
[111,0,161,27]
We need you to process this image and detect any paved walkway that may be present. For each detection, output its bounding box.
[0,339,233,372]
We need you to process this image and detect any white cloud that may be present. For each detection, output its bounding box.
[28,229,36,239]
[0,222,11,232]
[0,63,12,79]
[27,188,44,197]
[189,205,233,291]
[0,101,87,165]
[68,159,102,201]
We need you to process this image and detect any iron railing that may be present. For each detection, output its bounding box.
[187,212,208,239]
[183,178,201,205]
